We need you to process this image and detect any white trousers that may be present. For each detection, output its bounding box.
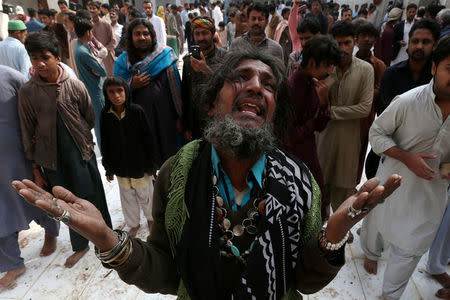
[360,213,422,300]
[118,176,154,228]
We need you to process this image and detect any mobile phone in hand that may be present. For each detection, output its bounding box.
[190,45,201,59]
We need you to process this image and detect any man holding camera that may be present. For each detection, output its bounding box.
[182,16,227,141]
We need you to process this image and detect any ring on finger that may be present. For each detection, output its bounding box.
[347,203,369,219]
[52,197,61,210]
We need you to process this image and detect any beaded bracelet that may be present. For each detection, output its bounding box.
[318,223,349,252]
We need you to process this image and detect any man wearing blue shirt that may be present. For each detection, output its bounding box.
[25,8,44,32]
[0,20,31,76]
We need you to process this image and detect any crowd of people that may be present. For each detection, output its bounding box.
[0,0,449,299]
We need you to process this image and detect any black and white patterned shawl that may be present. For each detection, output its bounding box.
[173,140,316,300]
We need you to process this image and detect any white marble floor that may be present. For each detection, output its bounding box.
[1,158,448,300]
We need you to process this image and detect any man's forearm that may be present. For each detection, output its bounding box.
[383,146,410,165]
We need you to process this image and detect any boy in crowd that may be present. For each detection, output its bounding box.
[100,77,160,237]
[18,31,112,268]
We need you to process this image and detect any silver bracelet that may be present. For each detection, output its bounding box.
[319,222,349,251]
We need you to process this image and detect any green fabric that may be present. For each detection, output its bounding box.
[165,139,200,257]
[299,172,323,255]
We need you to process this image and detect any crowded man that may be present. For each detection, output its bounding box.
[0,65,59,288]
[284,35,341,221]
[341,7,352,22]
[114,19,182,166]
[391,3,417,65]
[266,4,281,40]
[376,19,440,115]
[13,6,29,23]
[231,3,284,61]
[39,8,70,68]
[234,0,251,37]
[25,8,44,32]
[12,48,401,299]
[73,17,107,146]
[182,16,227,141]
[306,0,328,34]
[110,9,122,48]
[437,8,450,38]
[361,36,450,300]
[88,1,116,76]
[355,22,386,181]
[19,31,112,268]
[316,21,374,229]
[166,4,180,56]
[0,20,31,76]
[56,0,75,25]
[374,7,402,66]
[287,17,321,76]
[143,0,166,46]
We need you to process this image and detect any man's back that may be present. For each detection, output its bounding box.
[0,37,31,76]
[149,15,166,45]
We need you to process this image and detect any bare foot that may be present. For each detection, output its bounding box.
[364,257,378,275]
[147,220,153,233]
[0,267,25,288]
[436,288,450,299]
[129,225,140,238]
[64,246,89,268]
[347,231,354,244]
[432,273,450,288]
[40,233,57,256]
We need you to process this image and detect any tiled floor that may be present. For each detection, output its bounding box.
[1,158,447,300]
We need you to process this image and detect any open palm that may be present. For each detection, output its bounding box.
[12,179,117,250]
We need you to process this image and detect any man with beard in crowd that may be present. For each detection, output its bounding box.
[316,21,374,234]
[341,8,352,22]
[143,0,166,46]
[231,3,283,61]
[12,48,401,299]
[182,16,227,141]
[0,20,31,76]
[114,19,182,166]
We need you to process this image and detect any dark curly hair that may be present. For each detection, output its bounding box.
[125,19,157,64]
[200,49,292,138]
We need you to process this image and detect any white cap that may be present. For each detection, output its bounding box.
[15,5,24,15]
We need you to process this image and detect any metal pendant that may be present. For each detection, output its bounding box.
[247,208,258,219]
[232,224,244,237]
[223,218,231,230]
[216,196,224,207]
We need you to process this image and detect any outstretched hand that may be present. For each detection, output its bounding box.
[12,179,118,251]
[325,174,402,243]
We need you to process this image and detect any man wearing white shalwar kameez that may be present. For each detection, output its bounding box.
[361,40,450,300]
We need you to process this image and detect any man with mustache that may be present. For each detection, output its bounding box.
[12,48,401,299]
[230,3,284,62]
[376,19,440,115]
[114,19,182,167]
[317,21,374,232]
[181,16,227,141]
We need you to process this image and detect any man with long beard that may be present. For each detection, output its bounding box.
[114,19,182,167]
[182,16,227,141]
[12,49,402,299]
[231,3,284,61]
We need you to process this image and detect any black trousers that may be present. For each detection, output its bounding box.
[44,114,112,252]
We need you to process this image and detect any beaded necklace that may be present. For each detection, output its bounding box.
[212,174,265,265]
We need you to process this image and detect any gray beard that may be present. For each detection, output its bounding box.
[204,115,276,160]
